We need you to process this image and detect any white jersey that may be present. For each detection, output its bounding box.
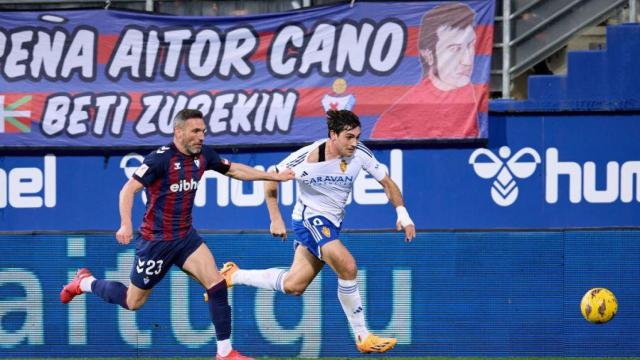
[275,139,386,227]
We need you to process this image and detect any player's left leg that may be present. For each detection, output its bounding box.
[321,241,367,340]
[322,241,397,353]
[181,242,253,360]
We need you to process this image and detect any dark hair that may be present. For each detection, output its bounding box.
[174,109,204,129]
[326,109,361,136]
[418,3,475,78]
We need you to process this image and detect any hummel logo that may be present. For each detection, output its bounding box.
[174,162,181,170]
[469,146,541,206]
[136,259,145,273]
[156,146,170,154]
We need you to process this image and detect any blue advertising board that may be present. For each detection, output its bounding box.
[1,113,639,231]
[1,230,639,357]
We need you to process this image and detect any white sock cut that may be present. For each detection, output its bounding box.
[80,276,96,293]
[233,268,288,293]
[217,339,231,357]
[337,278,369,342]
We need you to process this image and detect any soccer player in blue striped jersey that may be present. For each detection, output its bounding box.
[60,109,294,360]
[218,109,416,354]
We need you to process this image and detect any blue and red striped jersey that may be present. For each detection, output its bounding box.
[132,143,231,241]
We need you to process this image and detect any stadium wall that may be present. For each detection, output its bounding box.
[2,23,640,357]
[2,109,640,357]
[1,230,639,358]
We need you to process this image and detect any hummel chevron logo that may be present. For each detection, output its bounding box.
[469,146,541,206]
[136,259,145,273]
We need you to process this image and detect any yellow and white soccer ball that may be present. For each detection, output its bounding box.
[580,288,617,324]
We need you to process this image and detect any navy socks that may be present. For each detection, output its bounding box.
[91,279,129,309]
[206,280,232,341]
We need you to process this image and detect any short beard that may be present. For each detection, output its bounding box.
[182,141,201,156]
[187,146,201,155]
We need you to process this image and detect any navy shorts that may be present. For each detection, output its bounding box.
[130,229,203,289]
[292,215,341,260]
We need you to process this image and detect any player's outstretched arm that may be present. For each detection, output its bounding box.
[264,174,287,241]
[226,162,295,182]
[116,178,144,245]
[379,176,416,242]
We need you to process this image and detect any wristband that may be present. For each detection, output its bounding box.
[395,206,414,227]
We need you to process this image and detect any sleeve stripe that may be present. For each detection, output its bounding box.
[356,143,373,158]
[285,151,308,167]
[291,152,307,162]
[286,158,305,167]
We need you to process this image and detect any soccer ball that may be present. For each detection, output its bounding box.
[580,288,617,324]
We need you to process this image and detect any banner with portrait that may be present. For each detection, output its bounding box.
[0,1,494,148]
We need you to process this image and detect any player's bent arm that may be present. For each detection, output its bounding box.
[226,162,294,181]
[120,178,144,225]
[116,178,144,244]
[264,179,282,221]
[379,175,405,208]
[379,176,416,241]
[264,175,287,239]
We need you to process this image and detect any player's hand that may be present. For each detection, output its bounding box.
[116,224,133,244]
[270,219,288,241]
[274,168,295,181]
[395,206,415,242]
[397,221,416,243]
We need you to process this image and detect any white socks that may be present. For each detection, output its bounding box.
[217,339,231,357]
[233,269,288,293]
[233,271,369,341]
[80,276,96,293]
[337,278,369,342]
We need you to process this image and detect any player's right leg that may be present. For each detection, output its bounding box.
[280,245,323,295]
[206,247,321,302]
[215,246,321,295]
[221,233,323,295]
[60,235,175,310]
[60,268,94,304]
[60,268,151,310]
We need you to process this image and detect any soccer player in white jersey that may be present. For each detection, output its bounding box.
[219,109,415,353]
